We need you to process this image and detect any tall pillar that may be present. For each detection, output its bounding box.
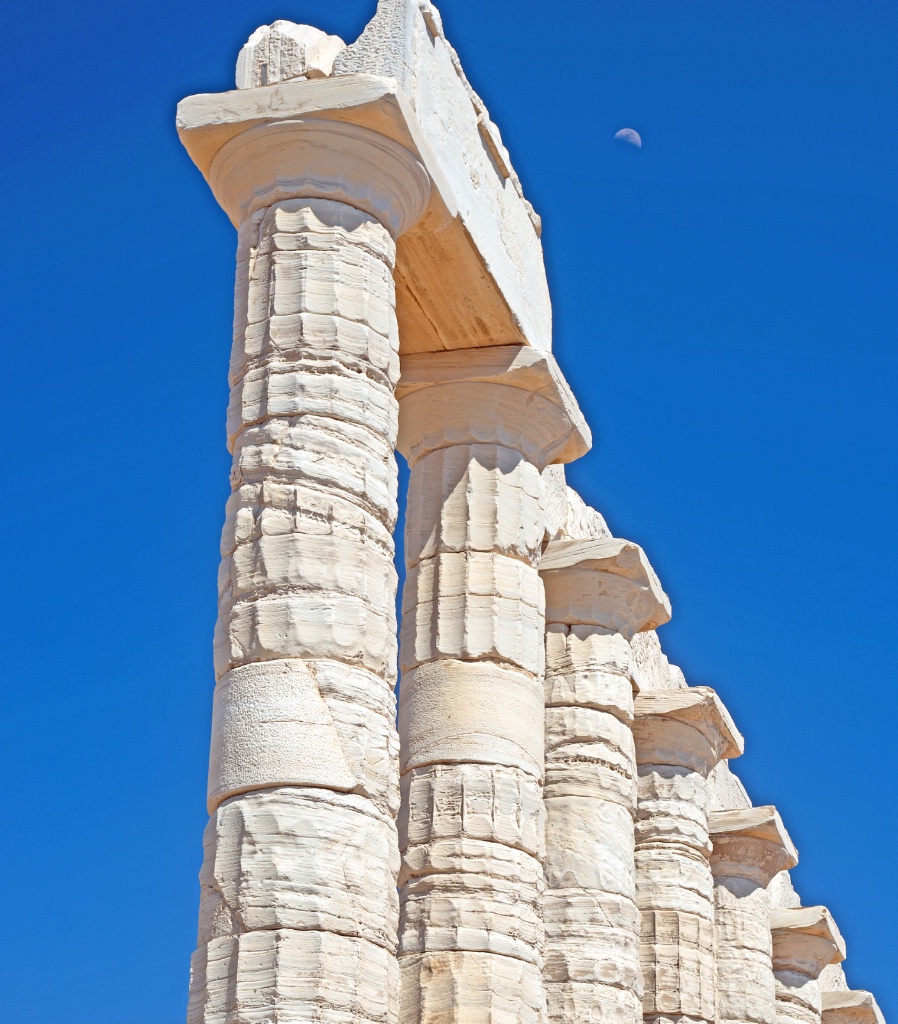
[396,346,590,1024]
[709,807,799,1024]
[633,688,744,1024]
[821,991,885,1024]
[539,539,670,1024]
[178,40,433,1024]
[771,908,846,1024]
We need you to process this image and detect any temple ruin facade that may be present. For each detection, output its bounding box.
[175,4,886,1022]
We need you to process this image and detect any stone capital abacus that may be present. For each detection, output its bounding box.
[822,992,885,1024]
[541,537,671,640]
[634,687,744,777]
[710,806,799,888]
[396,346,591,468]
[771,907,846,980]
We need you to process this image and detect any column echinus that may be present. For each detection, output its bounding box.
[538,539,671,1024]
[177,27,437,1024]
[709,807,799,1024]
[771,908,846,1024]
[396,347,591,1023]
[633,688,744,1024]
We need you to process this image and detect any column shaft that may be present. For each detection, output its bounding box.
[188,198,404,1024]
[633,689,743,1024]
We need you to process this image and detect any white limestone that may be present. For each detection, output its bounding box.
[822,992,886,1024]
[236,22,346,89]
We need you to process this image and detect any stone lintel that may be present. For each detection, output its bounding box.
[822,991,885,1024]
[396,346,591,468]
[709,805,799,884]
[633,687,744,772]
[177,73,551,354]
[540,537,671,639]
[771,907,847,974]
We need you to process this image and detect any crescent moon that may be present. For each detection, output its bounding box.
[614,128,642,148]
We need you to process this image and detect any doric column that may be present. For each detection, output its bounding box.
[709,807,799,1024]
[539,539,670,1024]
[821,991,885,1024]
[396,346,590,1024]
[178,33,432,1024]
[633,688,744,1024]
[771,908,846,1024]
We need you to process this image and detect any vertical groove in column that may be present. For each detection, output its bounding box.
[188,198,404,1024]
[633,688,744,1024]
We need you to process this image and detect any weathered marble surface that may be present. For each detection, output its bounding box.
[771,907,847,1024]
[710,807,799,1024]
[822,991,885,1024]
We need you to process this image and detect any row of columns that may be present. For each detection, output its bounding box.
[181,94,878,1024]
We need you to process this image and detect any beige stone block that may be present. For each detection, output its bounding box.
[208,659,398,813]
[236,22,346,89]
[402,837,543,889]
[232,415,397,527]
[221,531,397,607]
[401,551,544,674]
[399,660,543,777]
[400,871,543,965]
[198,788,397,949]
[221,482,393,560]
[544,796,635,896]
[399,764,543,860]
[188,928,400,1024]
[636,765,713,852]
[634,686,744,773]
[544,982,642,1024]
[543,891,641,988]
[214,590,397,681]
[404,444,543,566]
[544,625,634,718]
[400,951,546,1024]
[228,365,397,446]
[822,992,885,1024]
[232,312,398,390]
[635,845,714,919]
[640,909,717,1019]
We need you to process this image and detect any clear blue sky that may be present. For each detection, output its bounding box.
[2,1,895,1020]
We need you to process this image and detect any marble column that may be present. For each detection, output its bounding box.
[179,34,433,1024]
[633,688,744,1024]
[709,807,799,1024]
[821,991,885,1024]
[396,346,590,1024]
[539,538,670,1024]
[771,908,846,1024]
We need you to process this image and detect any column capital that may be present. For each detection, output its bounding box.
[633,686,744,774]
[709,805,799,887]
[396,346,591,468]
[178,75,437,235]
[540,536,671,639]
[771,907,846,978]
[822,991,885,1024]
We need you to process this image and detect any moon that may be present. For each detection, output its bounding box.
[614,128,642,148]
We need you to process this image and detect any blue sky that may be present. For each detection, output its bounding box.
[1,1,895,1020]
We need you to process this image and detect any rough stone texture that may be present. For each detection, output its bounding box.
[395,346,588,1023]
[540,536,668,1024]
[634,687,744,1024]
[236,22,346,88]
[771,907,847,1024]
[709,807,799,1024]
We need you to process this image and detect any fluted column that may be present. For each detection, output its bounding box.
[633,688,744,1024]
[710,807,799,1024]
[396,346,590,1024]
[821,991,885,1024]
[771,908,846,1024]
[179,37,433,1024]
[538,538,670,1024]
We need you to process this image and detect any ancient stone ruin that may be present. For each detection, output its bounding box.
[176,3,886,1022]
